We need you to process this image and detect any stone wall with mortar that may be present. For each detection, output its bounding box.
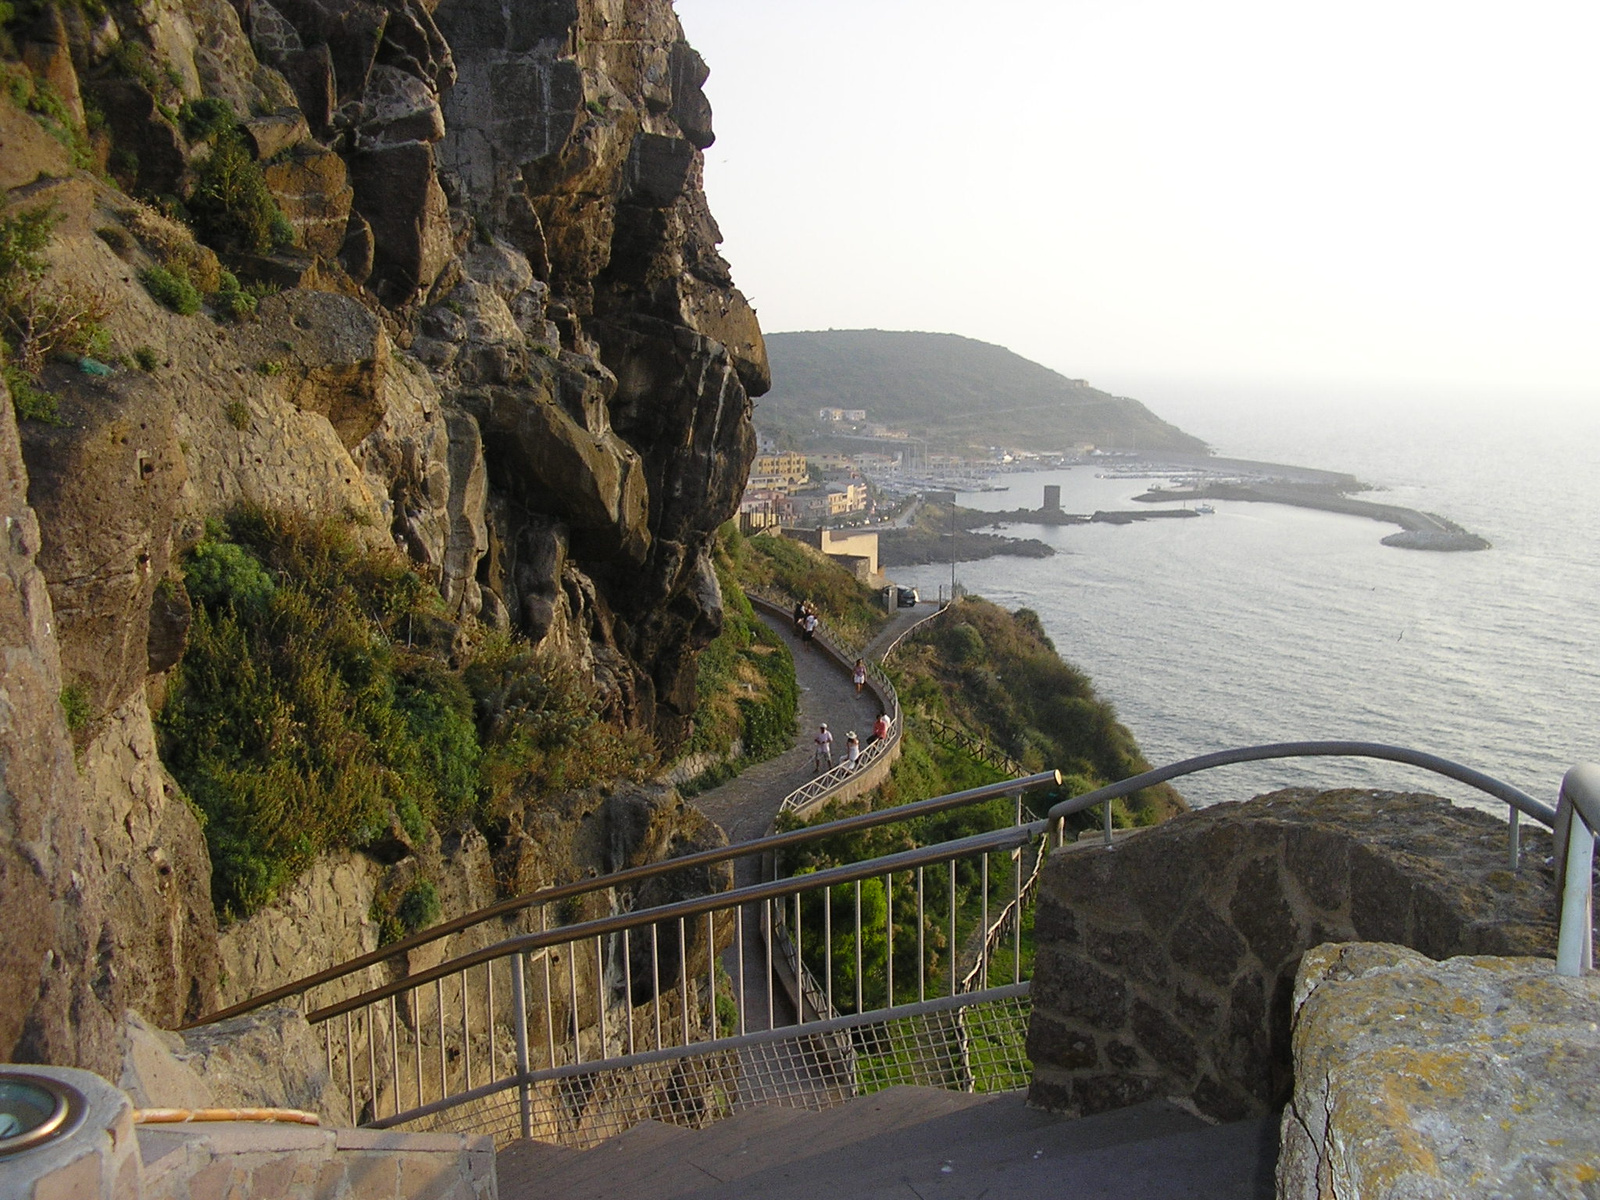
[137,1124,495,1200]
[1025,788,1577,1122]
[1278,942,1600,1199]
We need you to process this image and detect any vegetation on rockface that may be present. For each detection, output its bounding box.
[183,105,294,255]
[718,523,888,649]
[157,508,654,921]
[138,263,201,314]
[372,879,442,946]
[1,61,92,169]
[0,203,110,421]
[674,527,799,796]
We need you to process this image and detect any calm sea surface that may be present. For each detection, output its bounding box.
[890,391,1600,814]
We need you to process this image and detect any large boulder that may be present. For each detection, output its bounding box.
[263,146,354,261]
[1279,943,1600,1200]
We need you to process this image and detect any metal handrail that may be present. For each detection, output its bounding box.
[296,741,1587,1142]
[776,731,897,816]
[186,769,1061,1028]
[1045,738,1553,827]
[1041,741,1592,972]
[307,821,1044,1023]
[1555,763,1599,976]
[958,838,1048,994]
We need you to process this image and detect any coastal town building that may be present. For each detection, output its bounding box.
[737,489,786,532]
[746,451,810,492]
[818,407,868,422]
[779,526,882,581]
[827,482,869,515]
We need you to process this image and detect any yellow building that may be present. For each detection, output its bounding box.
[747,452,810,492]
[826,482,868,515]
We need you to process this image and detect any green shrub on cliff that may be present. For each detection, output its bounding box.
[161,508,658,919]
[158,511,473,917]
[187,125,294,255]
[1,203,112,409]
[465,629,654,814]
[893,598,1181,824]
[139,264,201,314]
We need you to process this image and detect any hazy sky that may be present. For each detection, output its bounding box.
[673,0,1598,407]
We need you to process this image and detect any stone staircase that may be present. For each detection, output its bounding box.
[495,1086,1279,1200]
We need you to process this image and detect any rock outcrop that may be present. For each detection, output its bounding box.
[1279,943,1600,1199]
[1026,789,1572,1123]
[119,1006,347,1124]
[1,0,762,1070]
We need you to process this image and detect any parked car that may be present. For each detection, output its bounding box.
[896,586,919,608]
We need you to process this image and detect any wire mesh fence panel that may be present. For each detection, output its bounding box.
[386,989,1031,1149]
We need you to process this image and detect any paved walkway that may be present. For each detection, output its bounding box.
[689,602,939,1032]
[691,603,931,842]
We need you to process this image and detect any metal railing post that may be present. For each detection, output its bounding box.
[1102,798,1114,848]
[1556,825,1594,976]
[1508,805,1521,871]
[1555,764,1599,977]
[510,952,532,1140]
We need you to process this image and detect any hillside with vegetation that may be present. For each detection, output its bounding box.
[760,330,1209,456]
[775,592,1185,1016]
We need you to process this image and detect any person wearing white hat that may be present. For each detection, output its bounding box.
[845,731,860,770]
[813,723,834,773]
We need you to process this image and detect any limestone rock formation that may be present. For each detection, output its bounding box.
[1026,788,1573,1123]
[1278,943,1600,1199]
[1,0,762,1070]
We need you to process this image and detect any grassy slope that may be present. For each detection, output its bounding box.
[892,596,1185,824]
[672,530,799,795]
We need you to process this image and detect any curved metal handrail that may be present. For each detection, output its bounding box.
[776,732,897,817]
[307,821,1045,1023]
[1555,762,1599,976]
[1045,740,1554,826]
[294,740,1583,1140]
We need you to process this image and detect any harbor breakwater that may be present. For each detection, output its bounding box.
[1132,483,1491,551]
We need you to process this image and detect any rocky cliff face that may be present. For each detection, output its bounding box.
[1,0,763,1070]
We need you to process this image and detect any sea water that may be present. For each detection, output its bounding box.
[890,390,1600,814]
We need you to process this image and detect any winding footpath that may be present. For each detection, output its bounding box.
[689,603,933,1039]
[690,606,927,842]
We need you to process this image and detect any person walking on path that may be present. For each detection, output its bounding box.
[845,730,860,770]
[869,711,890,745]
[852,658,866,693]
[802,611,818,644]
[813,722,834,772]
